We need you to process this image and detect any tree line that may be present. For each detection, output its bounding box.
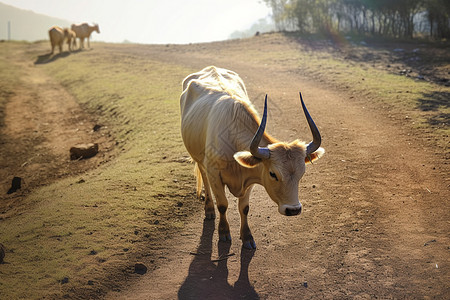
[263,0,450,39]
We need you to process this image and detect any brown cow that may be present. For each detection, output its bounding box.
[64,28,76,52]
[48,26,65,54]
[48,26,76,54]
[71,23,100,49]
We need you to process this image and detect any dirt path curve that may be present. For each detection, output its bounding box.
[0,45,114,218]
[105,42,449,299]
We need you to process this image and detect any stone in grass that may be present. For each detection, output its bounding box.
[134,263,147,275]
[60,277,69,284]
[7,177,22,194]
[70,143,99,160]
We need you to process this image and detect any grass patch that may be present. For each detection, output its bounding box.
[0,42,24,127]
[0,42,198,299]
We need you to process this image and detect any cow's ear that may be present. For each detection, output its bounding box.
[234,151,262,168]
[305,147,325,164]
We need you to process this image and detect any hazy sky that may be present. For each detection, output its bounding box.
[1,0,271,44]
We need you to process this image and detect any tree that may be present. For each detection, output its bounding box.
[425,0,450,38]
[262,0,450,38]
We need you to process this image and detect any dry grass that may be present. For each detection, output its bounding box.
[0,42,23,127]
[0,42,198,299]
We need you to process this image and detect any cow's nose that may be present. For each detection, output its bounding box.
[285,206,302,216]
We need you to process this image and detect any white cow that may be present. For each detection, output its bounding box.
[180,66,325,249]
[71,23,100,49]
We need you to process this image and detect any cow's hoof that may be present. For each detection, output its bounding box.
[243,240,256,250]
[219,233,231,242]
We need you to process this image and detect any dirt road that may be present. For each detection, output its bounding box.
[1,38,448,299]
[104,40,449,299]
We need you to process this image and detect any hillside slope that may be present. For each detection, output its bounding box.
[0,2,71,41]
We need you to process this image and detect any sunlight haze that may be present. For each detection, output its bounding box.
[0,0,271,44]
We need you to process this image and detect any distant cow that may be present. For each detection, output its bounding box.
[48,26,76,54]
[64,28,76,52]
[180,66,325,249]
[71,23,100,49]
[48,26,66,54]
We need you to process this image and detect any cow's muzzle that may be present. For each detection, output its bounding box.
[280,204,302,216]
[285,207,302,216]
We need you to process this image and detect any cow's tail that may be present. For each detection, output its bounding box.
[194,162,203,199]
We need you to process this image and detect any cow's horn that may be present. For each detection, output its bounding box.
[250,95,270,160]
[300,92,321,155]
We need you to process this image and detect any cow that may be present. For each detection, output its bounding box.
[71,23,100,49]
[180,66,325,249]
[64,28,76,52]
[48,26,76,54]
[48,26,66,54]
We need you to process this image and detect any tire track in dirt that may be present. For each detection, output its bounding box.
[104,40,449,299]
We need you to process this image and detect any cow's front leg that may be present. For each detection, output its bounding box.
[210,179,231,242]
[239,187,256,249]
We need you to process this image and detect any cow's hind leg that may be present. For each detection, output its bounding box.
[197,165,215,219]
[209,177,231,242]
[239,186,256,249]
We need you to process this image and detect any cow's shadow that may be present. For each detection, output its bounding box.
[178,219,259,299]
[34,49,82,65]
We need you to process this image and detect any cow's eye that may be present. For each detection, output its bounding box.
[269,171,278,181]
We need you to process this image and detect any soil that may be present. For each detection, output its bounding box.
[1,35,449,299]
